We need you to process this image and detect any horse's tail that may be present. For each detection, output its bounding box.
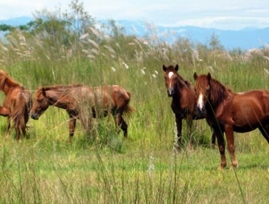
[12,88,32,135]
[123,91,135,117]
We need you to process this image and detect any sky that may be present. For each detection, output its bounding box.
[0,0,269,30]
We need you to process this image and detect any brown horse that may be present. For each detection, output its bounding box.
[0,70,32,141]
[193,72,269,169]
[30,84,134,143]
[163,64,209,149]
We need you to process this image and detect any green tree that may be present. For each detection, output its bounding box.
[209,33,223,50]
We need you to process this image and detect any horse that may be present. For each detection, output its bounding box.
[163,64,211,149]
[0,70,32,141]
[30,84,134,143]
[193,72,269,169]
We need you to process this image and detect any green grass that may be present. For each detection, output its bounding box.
[0,134,268,203]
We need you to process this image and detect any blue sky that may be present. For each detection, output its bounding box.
[0,0,269,30]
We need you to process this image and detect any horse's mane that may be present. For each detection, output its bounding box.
[0,70,21,87]
[176,74,192,88]
[41,84,84,91]
[179,75,192,88]
[208,77,231,107]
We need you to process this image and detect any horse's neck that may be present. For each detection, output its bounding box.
[172,77,191,101]
[208,80,229,110]
[47,88,71,108]
[2,80,20,95]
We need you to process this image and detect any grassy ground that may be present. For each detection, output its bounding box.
[0,104,268,203]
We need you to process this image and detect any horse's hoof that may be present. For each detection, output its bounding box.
[217,163,226,170]
[187,143,193,151]
[230,164,238,169]
[217,166,224,170]
[173,143,181,152]
[211,144,217,149]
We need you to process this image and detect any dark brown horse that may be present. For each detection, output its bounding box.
[163,64,209,149]
[193,72,269,169]
[0,70,32,141]
[30,84,134,143]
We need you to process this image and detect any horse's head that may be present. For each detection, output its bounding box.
[30,88,50,120]
[193,72,211,114]
[163,64,180,97]
[0,70,8,90]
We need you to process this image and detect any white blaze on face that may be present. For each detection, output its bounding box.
[168,72,174,79]
[168,72,174,88]
[197,93,204,111]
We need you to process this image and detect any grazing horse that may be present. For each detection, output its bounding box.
[163,64,209,149]
[193,72,269,169]
[30,84,134,143]
[0,70,32,141]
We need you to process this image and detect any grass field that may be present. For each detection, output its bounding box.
[0,4,269,203]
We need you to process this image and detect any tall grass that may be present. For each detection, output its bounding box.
[0,2,269,203]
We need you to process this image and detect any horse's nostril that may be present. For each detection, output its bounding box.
[167,88,174,96]
[196,106,204,113]
[31,114,38,120]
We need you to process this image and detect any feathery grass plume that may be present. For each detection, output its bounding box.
[87,39,99,49]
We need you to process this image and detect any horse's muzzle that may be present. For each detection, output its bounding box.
[196,105,206,114]
[31,113,39,120]
[167,88,175,97]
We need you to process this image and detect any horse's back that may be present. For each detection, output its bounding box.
[111,85,131,100]
[233,90,269,111]
[80,85,130,110]
[220,90,269,130]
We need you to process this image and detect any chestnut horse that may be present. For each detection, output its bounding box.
[163,64,211,149]
[0,70,32,141]
[193,72,269,169]
[30,84,134,143]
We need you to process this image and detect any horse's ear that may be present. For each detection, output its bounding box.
[207,73,211,81]
[175,64,179,71]
[162,65,167,71]
[42,88,46,97]
[193,72,198,80]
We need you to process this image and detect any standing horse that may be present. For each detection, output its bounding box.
[30,84,134,143]
[163,64,209,149]
[0,70,32,141]
[193,72,269,169]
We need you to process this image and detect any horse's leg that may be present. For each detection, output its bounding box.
[69,117,77,144]
[15,128,23,142]
[175,114,182,147]
[0,106,10,116]
[5,118,11,139]
[2,108,11,139]
[114,112,128,137]
[214,129,227,169]
[224,126,238,168]
[258,125,269,143]
[211,128,216,147]
[186,116,193,149]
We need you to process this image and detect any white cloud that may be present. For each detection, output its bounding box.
[0,0,269,30]
[166,16,269,30]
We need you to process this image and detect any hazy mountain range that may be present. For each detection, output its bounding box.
[1,17,269,50]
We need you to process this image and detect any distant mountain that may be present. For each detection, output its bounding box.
[0,16,33,26]
[117,20,269,50]
[1,17,269,50]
